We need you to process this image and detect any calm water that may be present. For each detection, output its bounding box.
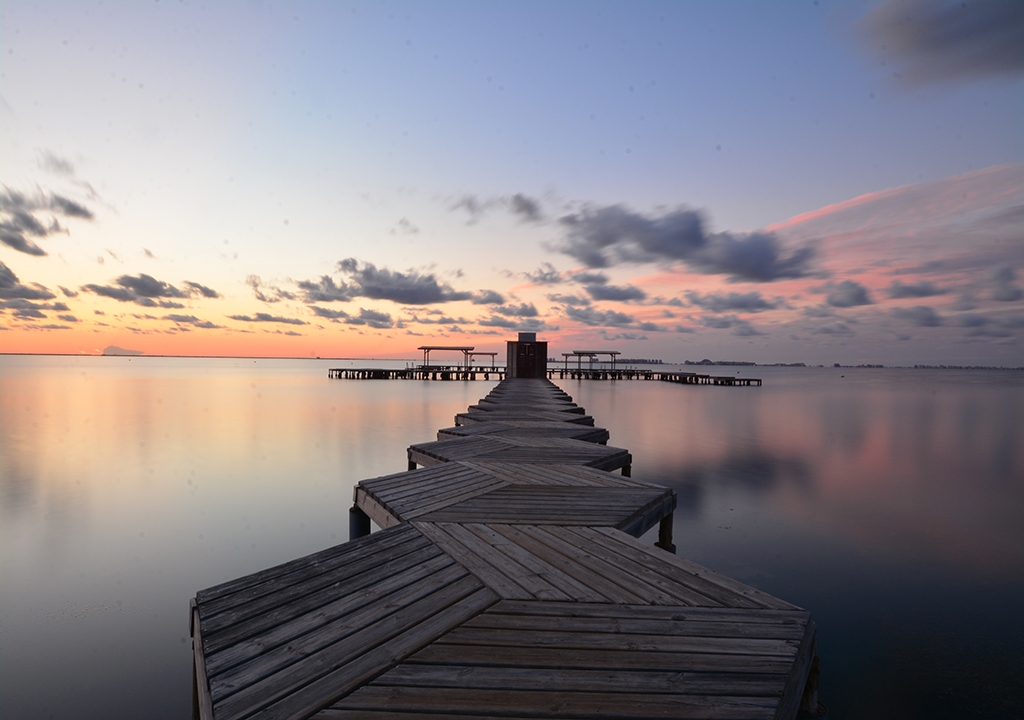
[1,357,1022,719]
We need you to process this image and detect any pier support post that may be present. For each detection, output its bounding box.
[656,513,676,554]
[408,459,417,471]
[621,464,631,477]
[799,654,827,718]
[349,505,371,541]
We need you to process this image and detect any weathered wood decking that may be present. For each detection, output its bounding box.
[191,378,816,720]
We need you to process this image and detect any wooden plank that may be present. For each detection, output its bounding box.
[413,521,534,600]
[774,620,817,720]
[208,563,471,705]
[200,532,437,637]
[489,600,810,625]
[586,527,801,610]
[483,524,608,602]
[196,524,418,604]
[331,687,778,719]
[200,529,433,628]
[432,625,801,657]
[462,612,807,641]
[204,551,457,675]
[516,525,684,605]
[211,574,488,720]
[191,601,215,720]
[371,664,785,696]
[455,522,575,601]
[252,586,499,720]
[504,524,649,604]
[352,486,400,529]
[541,525,734,608]
[406,642,798,674]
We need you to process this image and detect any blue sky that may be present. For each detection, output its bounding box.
[1,0,1022,363]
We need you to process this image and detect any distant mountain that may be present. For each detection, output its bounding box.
[102,345,144,356]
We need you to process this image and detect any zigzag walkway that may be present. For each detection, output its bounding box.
[191,378,819,720]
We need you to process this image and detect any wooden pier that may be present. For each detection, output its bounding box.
[328,365,507,381]
[328,365,761,386]
[191,378,816,720]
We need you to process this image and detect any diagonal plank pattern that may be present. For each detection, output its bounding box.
[192,377,818,720]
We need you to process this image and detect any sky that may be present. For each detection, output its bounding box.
[1,0,1022,365]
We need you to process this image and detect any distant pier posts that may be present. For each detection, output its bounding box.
[349,505,371,540]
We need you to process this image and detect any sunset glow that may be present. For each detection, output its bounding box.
[2,1,1021,364]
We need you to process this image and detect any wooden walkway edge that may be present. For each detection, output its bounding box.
[191,378,819,720]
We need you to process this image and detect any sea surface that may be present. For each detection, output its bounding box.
[1,356,1022,719]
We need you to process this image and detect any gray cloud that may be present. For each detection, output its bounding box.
[861,0,1024,85]
[584,282,647,302]
[887,279,947,299]
[478,316,548,331]
[450,194,491,223]
[297,275,355,303]
[406,314,469,325]
[524,263,564,285]
[823,280,874,308]
[508,193,543,222]
[564,306,635,327]
[38,151,75,176]
[471,290,504,305]
[957,313,1013,337]
[82,273,217,307]
[892,305,945,327]
[700,315,736,330]
[164,314,223,329]
[327,258,473,305]
[572,271,609,285]
[247,275,296,303]
[493,302,539,317]
[58,286,79,298]
[0,187,95,255]
[697,314,764,336]
[810,322,855,336]
[993,266,1023,301]
[0,297,71,321]
[228,313,307,325]
[0,261,57,300]
[311,306,394,328]
[183,281,221,299]
[557,204,815,281]
[686,290,777,313]
[451,192,544,224]
[546,293,591,307]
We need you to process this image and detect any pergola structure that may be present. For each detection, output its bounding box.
[563,350,621,371]
[466,351,498,368]
[418,345,475,367]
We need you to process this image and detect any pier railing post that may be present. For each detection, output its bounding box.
[349,505,371,540]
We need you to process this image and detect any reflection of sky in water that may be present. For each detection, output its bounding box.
[1,359,1022,719]
[0,356,481,720]
[557,368,1024,719]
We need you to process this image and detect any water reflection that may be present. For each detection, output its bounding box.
[0,356,483,720]
[2,359,1022,720]
[557,367,1024,719]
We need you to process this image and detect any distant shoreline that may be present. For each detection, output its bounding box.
[2,352,1022,370]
